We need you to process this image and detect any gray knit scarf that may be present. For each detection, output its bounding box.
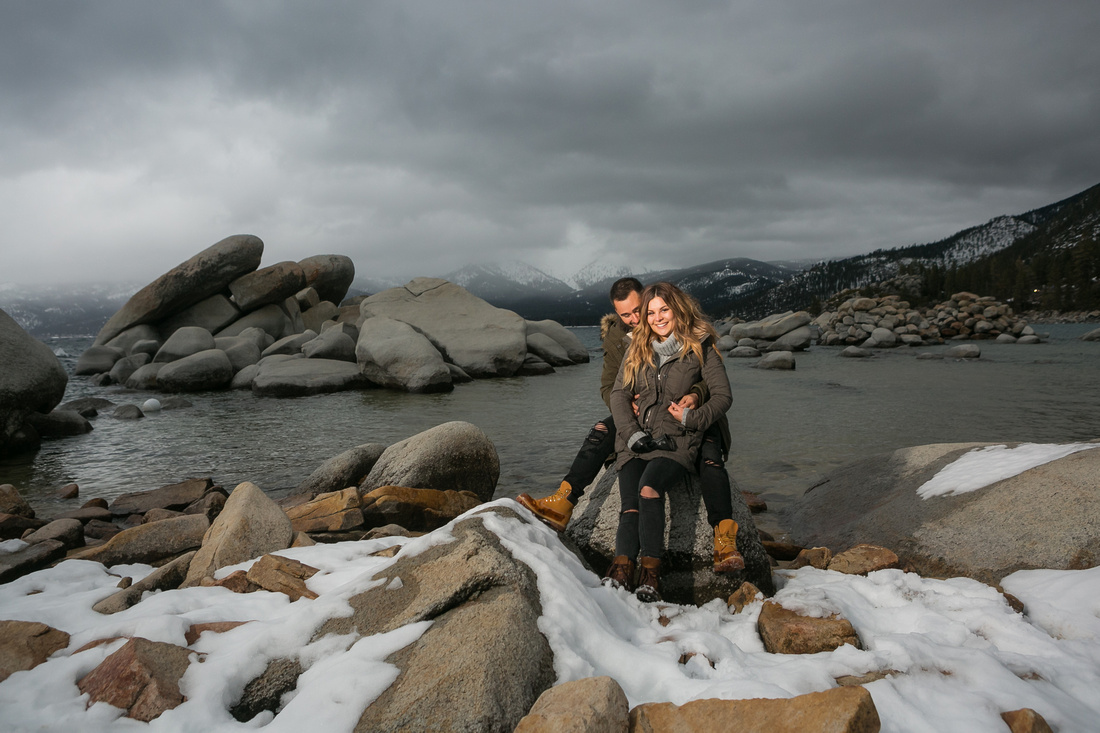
[651,334,682,367]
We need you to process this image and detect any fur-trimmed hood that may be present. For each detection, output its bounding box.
[600,313,620,341]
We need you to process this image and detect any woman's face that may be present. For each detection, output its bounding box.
[647,296,676,339]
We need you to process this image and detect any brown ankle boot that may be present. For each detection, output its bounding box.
[516,482,575,532]
[635,557,662,602]
[603,555,636,591]
[713,519,745,572]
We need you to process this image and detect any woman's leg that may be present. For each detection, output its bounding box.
[636,458,687,559]
[614,458,646,560]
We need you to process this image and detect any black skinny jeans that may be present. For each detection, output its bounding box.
[561,415,617,502]
[615,457,686,559]
[612,422,734,560]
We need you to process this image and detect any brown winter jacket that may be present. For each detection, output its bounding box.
[610,336,732,472]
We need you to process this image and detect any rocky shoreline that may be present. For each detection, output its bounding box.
[2,421,1094,730]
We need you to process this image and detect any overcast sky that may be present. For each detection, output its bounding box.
[2,1,1098,287]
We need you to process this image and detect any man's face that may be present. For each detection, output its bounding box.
[613,291,643,331]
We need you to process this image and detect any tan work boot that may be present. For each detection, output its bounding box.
[635,557,662,602]
[602,555,636,592]
[713,519,745,573]
[516,482,574,532]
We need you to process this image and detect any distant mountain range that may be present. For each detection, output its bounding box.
[4,182,1097,337]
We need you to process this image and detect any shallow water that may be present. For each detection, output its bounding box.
[3,324,1098,536]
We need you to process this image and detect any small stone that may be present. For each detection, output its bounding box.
[184,621,248,646]
[58,483,80,499]
[836,670,899,686]
[514,676,629,733]
[82,497,109,510]
[202,570,259,594]
[757,600,861,654]
[761,539,804,561]
[741,491,767,513]
[828,544,899,575]
[790,546,833,570]
[117,576,133,589]
[245,554,319,601]
[728,581,763,613]
[1001,708,1054,733]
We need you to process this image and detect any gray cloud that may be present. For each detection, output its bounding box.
[1,0,1098,286]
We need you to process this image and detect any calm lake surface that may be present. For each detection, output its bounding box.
[3,323,1098,537]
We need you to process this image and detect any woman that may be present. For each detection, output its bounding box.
[606,281,733,602]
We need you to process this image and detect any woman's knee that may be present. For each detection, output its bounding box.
[640,485,659,499]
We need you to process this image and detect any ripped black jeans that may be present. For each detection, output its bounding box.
[561,415,617,503]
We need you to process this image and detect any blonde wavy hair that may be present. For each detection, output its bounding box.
[620,281,718,391]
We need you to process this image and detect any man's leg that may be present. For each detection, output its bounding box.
[698,423,744,572]
[562,416,617,503]
[517,416,616,532]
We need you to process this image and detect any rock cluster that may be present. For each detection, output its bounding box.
[76,238,588,394]
[814,291,1041,347]
[0,421,496,584]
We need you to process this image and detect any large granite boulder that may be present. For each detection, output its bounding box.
[94,234,263,345]
[356,316,453,393]
[563,467,775,605]
[216,303,292,340]
[229,261,306,312]
[525,320,590,363]
[108,477,220,517]
[360,421,500,502]
[70,514,210,567]
[157,295,240,338]
[231,508,554,731]
[787,441,1100,583]
[156,349,234,392]
[251,358,368,397]
[358,278,526,378]
[217,337,263,372]
[289,443,387,500]
[302,328,356,362]
[730,311,812,341]
[104,324,161,355]
[153,326,216,363]
[74,345,125,376]
[301,301,340,333]
[0,309,69,457]
[108,353,151,384]
[298,254,355,305]
[525,333,573,366]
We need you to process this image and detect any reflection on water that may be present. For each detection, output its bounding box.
[4,324,1099,537]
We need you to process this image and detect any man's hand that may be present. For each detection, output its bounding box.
[668,394,696,422]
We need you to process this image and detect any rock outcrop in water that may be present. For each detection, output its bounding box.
[0,309,71,457]
[77,236,588,395]
[787,440,1100,583]
[716,291,1045,357]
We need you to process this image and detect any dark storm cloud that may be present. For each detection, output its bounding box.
[1,0,1098,285]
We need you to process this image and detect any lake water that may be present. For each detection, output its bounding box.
[3,324,1098,538]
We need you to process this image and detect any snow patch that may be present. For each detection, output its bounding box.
[917,443,1100,499]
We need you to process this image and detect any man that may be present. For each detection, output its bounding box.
[516,277,743,573]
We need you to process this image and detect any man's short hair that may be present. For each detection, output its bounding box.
[609,277,643,303]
